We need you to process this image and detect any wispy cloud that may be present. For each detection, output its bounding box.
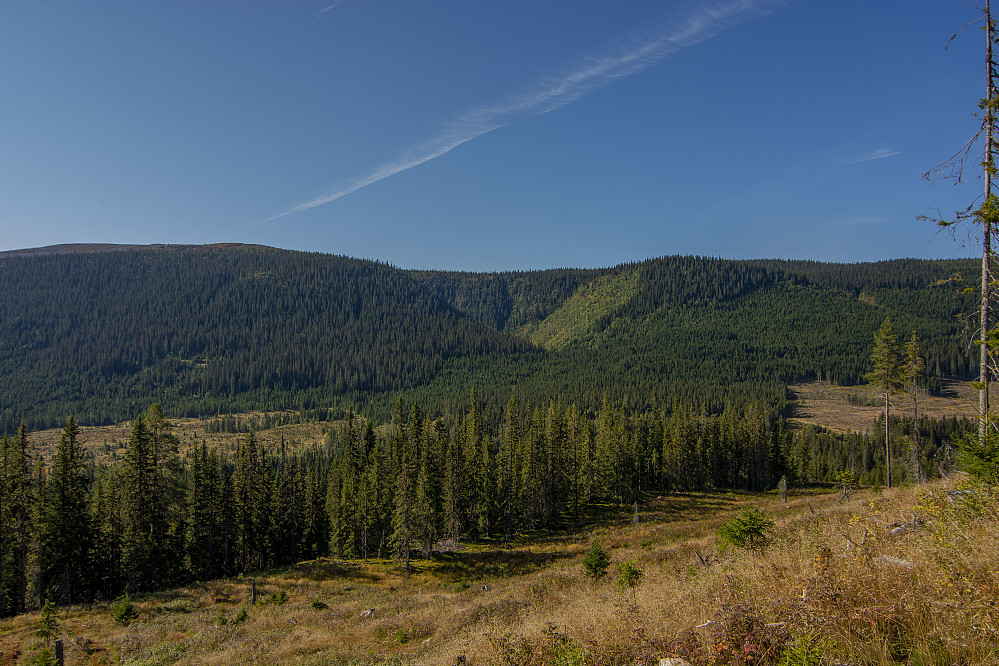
[313,0,346,23]
[843,148,901,165]
[266,0,783,223]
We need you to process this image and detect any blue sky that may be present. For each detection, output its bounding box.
[0,0,990,270]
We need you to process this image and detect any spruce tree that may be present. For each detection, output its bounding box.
[185,442,213,580]
[412,425,436,559]
[36,418,91,606]
[89,468,123,602]
[391,446,415,572]
[497,396,520,542]
[233,432,269,572]
[391,404,421,571]
[440,416,464,542]
[865,318,905,488]
[122,416,154,593]
[0,435,9,616]
[904,332,926,482]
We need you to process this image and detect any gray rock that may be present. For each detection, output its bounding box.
[880,555,914,569]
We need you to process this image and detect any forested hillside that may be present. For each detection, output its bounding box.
[0,245,978,430]
[0,245,531,430]
[0,244,983,627]
[404,256,976,419]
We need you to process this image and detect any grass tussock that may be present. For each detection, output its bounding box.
[2,480,998,665]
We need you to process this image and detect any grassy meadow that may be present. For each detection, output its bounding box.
[4,383,994,664]
[2,476,997,665]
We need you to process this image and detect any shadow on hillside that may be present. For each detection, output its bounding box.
[571,492,746,530]
[433,548,574,579]
[280,559,383,583]
[639,492,745,522]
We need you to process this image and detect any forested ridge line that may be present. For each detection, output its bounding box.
[0,244,979,431]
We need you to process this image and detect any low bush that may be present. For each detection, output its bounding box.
[717,507,774,551]
[582,541,610,580]
[111,594,139,625]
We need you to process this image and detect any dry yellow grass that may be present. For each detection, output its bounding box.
[787,379,986,434]
[24,412,346,466]
[3,481,998,665]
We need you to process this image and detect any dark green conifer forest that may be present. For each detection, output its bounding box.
[0,244,981,616]
[0,396,970,617]
[0,245,975,430]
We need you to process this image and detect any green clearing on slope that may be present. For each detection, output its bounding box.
[523,269,640,350]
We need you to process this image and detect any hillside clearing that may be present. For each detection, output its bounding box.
[787,379,983,434]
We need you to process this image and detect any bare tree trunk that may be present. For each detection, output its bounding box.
[982,0,995,442]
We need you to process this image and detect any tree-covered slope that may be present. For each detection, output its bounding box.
[399,256,975,419]
[0,245,979,430]
[411,267,606,333]
[0,245,532,430]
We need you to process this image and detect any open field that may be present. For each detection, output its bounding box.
[24,412,335,465]
[786,380,985,434]
[2,479,998,665]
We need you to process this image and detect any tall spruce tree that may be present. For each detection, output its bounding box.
[0,435,8,615]
[440,415,464,543]
[122,416,155,593]
[185,442,214,580]
[35,418,91,606]
[391,404,421,571]
[89,468,123,602]
[497,396,520,542]
[866,318,905,488]
[904,332,926,482]
[233,432,270,572]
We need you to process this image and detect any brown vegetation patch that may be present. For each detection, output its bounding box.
[787,379,985,434]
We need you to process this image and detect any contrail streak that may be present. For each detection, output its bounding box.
[843,148,902,165]
[265,0,781,223]
[313,0,346,23]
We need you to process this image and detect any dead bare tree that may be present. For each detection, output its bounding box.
[921,1,999,443]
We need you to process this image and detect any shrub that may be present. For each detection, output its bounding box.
[717,507,774,551]
[958,432,999,484]
[615,560,642,592]
[261,589,288,605]
[778,632,825,666]
[550,637,590,666]
[25,649,58,666]
[311,600,329,610]
[111,593,139,625]
[37,599,59,646]
[583,541,610,580]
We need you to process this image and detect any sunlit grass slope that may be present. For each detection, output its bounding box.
[2,478,997,665]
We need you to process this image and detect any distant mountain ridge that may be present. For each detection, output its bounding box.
[0,242,277,257]
[0,243,978,430]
